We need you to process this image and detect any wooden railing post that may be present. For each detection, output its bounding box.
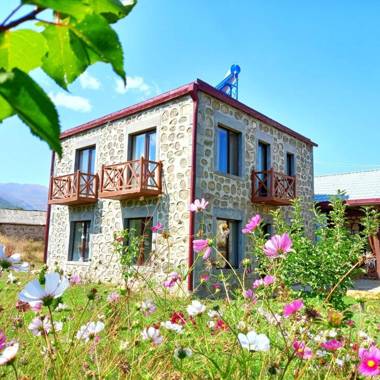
[76,170,80,200]
[158,161,163,191]
[270,168,274,198]
[251,169,255,202]
[100,164,104,193]
[139,157,144,192]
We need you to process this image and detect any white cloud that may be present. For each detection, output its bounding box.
[49,92,92,113]
[115,76,156,96]
[79,72,101,90]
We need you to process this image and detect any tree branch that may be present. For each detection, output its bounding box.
[0,7,43,31]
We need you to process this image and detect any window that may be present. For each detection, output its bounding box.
[257,142,270,196]
[130,130,156,161]
[124,217,153,265]
[286,153,295,177]
[69,221,91,262]
[75,146,96,174]
[216,219,240,269]
[216,126,240,176]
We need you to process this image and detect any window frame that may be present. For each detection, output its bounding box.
[286,152,295,177]
[68,220,91,262]
[216,218,240,269]
[75,145,96,174]
[216,125,241,176]
[129,129,157,161]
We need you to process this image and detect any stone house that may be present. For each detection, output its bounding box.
[0,209,46,241]
[45,79,316,289]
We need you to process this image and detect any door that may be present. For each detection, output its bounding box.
[257,142,270,196]
[75,146,96,197]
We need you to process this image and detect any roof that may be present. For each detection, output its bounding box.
[314,169,380,206]
[0,209,46,226]
[61,79,317,147]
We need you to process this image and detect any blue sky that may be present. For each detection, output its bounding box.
[1,1,380,186]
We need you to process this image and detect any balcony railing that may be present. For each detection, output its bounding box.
[251,168,296,205]
[99,158,163,200]
[48,171,98,205]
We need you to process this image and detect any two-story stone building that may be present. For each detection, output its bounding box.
[45,79,316,289]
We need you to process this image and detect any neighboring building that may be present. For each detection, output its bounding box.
[0,209,46,240]
[45,79,316,288]
[315,170,380,279]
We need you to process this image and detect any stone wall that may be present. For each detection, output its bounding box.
[47,96,194,284]
[0,223,45,240]
[192,92,314,286]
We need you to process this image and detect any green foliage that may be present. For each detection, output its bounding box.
[0,0,137,155]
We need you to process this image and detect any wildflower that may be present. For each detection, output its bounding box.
[170,311,187,325]
[187,300,206,317]
[253,275,275,289]
[7,273,18,284]
[0,341,19,365]
[163,272,181,288]
[238,331,270,352]
[321,339,343,351]
[174,347,192,359]
[161,321,183,333]
[28,317,49,336]
[55,303,68,312]
[242,215,261,234]
[237,321,247,331]
[0,332,5,350]
[193,239,212,260]
[69,274,81,285]
[208,310,222,319]
[140,300,156,316]
[335,358,344,367]
[107,292,120,303]
[212,319,228,332]
[151,222,163,233]
[257,307,281,325]
[244,289,257,303]
[19,272,69,306]
[293,341,313,359]
[31,302,43,312]
[283,299,304,317]
[358,346,380,377]
[76,321,105,342]
[15,300,30,312]
[189,198,208,212]
[200,273,209,283]
[141,327,163,345]
[0,245,29,272]
[263,233,292,258]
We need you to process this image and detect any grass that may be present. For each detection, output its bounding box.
[0,234,44,264]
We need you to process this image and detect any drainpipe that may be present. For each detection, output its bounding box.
[188,83,199,291]
[43,151,55,263]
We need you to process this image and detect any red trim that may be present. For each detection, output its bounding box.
[60,80,317,147]
[187,85,199,291]
[43,151,55,263]
[346,198,380,206]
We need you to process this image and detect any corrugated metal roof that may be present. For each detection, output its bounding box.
[314,169,380,201]
[0,209,46,226]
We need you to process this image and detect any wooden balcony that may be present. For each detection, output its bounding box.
[251,168,296,205]
[99,158,163,200]
[48,171,98,205]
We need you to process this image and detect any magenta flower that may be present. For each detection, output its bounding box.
[200,273,209,283]
[151,222,163,233]
[263,233,292,258]
[244,289,257,303]
[107,292,120,303]
[253,275,276,289]
[70,273,81,285]
[283,299,304,317]
[163,272,181,288]
[193,239,212,260]
[321,339,343,351]
[242,215,261,234]
[189,198,209,212]
[293,340,313,359]
[358,346,380,377]
[0,331,5,351]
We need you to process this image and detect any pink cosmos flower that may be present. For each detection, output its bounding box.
[253,275,276,289]
[0,331,6,351]
[321,339,343,351]
[70,274,81,285]
[189,198,209,212]
[193,239,212,260]
[163,272,181,288]
[358,346,380,377]
[0,341,19,365]
[283,299,304,317]
[200,273,209,283]
[293,340,313,359]
[263,233,292,258]
[31,302,43,313]
[151,222,163,233]
[244,289,257,303]
[242,215,261,234]
[107,292,120,303]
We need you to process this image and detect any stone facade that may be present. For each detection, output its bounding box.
[47,87,315,287]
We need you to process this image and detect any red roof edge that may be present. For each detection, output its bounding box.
[346,198,380,207]
[60,79,317,147]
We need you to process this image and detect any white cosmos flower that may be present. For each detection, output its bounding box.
[19,272,69,305]
[238,331,270,352]
[28,317,63,336]
[207,310,221,319]
[141,327,163,345]
[76,321,105,342]
[187,300,206,317]
[0,244,29,272]
[55,303,68,312]
[161,321,183,333]
[0,342,19,365]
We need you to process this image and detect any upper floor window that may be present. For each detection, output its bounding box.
[124,217,153,265]
[257,141,270,172]
[130,130,156,161]
[69,220,91,262]
[75,146,96,174]
[216,218,240,269]
[216,126,240,176]
[286,153,295,177]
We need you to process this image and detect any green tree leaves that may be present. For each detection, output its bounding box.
[0,0,136,155]
[0,69,61,154]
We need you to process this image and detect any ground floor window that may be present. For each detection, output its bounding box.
[69,220,91,262]
[216,218,240,269]
[124,217,153,265]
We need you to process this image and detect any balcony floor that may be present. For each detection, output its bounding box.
[48,196,98,206]
[99,188,161,200]
[252,196,293,206]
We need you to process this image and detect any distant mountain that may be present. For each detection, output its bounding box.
[0,183,48,211]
